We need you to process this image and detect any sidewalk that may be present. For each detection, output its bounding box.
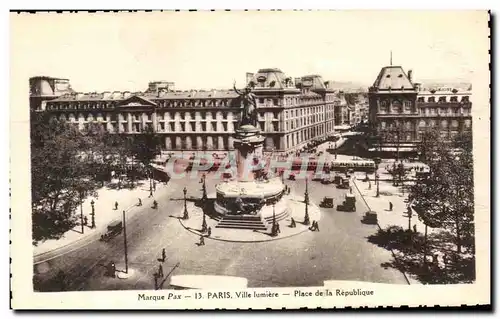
[33,179,168,259]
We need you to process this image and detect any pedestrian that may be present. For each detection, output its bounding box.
[368,181,372,190]
[108,261,116,278]
[290,217,296,228]
[138,198,142,206]
[153,181,157,192]
[277,223,281,234]
[349,186,353,194]
[207,227,212,237]
[158,264,164,278]
[413,224,417,233]
[114,201,118,210]
[315,221,320,232]
[161,248,166,262]
[389,202,393,211]
[83,216,88,226]
[199,235,205,246]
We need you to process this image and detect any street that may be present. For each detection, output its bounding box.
[33,172,408,291]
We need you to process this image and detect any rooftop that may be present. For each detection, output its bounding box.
[371,66,416,91]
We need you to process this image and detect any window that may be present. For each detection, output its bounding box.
[259,98,264,104]
[461,96,470,103]
[417,97,425,102]
[451,120,459,128]
[273,99,278,106]
[419,120,426,127]
[450,96,458,102]
[438,96,447,103]
[428,97,435,103]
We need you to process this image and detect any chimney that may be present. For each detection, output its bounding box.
[408,69,413,83]
[246,73,254,85]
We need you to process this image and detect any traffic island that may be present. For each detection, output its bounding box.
[116,268,136,279]
[177,194,322,243]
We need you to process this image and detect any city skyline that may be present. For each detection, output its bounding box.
[12,11,485,92]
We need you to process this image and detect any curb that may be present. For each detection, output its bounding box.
[178,218,311,243]
[352,178,412,285]
[33,185,166,263]
[176,202,321,244]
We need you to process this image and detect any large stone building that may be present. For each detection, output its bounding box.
[368,66,472,150]
[30,68,338,154]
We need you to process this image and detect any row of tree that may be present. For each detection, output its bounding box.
[31,112,161,244]
[410,129,474,255]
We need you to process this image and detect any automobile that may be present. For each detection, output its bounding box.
[319,196,334,208]
[362,211,378,224]
[337,178,350,189]
[312,172,324,181]
[337,194,356,212]
[100,220,123,242]
[321,174,334,184]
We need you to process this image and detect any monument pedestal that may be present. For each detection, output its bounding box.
[213,124,291,230]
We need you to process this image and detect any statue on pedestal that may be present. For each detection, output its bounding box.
[233,82,257,127]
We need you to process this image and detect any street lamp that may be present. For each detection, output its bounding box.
[374,157,381,198]
[122,210,129,274]
[303,178,310,225]
[201,175,208,232]
[183,187,189,220]
[149,168,153,197]
[90,199,96,229]
[271,202,278,237]
[79,190,85,234]
[334,141,337,160]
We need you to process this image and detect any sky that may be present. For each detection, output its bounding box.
[11,11,488,92]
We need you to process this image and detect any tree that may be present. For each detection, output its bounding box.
[130,125,162,166]
[410,131,474,254]
[31,113,97,244]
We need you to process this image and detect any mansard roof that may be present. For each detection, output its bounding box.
[371,66,416,92]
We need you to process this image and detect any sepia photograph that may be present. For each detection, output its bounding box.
[10,10,490,309]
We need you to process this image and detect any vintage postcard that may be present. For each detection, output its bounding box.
[10,10,490,309]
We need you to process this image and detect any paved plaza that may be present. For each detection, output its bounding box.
[33,170,410,291]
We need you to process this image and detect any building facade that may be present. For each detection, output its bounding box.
[368,66,472,149]
[30,68,338,154]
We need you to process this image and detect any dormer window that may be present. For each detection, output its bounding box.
[386,74,391,78]
[398,74,403,78]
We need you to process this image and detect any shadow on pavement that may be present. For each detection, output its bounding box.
[367,226,475,284]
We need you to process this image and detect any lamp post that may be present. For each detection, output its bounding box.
[149,168,153,197]
[122,210,129,274]
[303,178,310,225]
[90,199,96,229]
[374,157,381,197]
[183,187,189,220]
[334,141,337,160]
[79,190,84,234]
[201,175,208,232]
[271,202,278,237]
